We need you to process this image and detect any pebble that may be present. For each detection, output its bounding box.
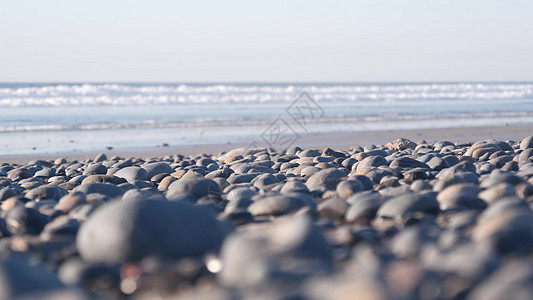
[113,166,148,182]
[77,200,228,263]
[336,179,364,199]
[73,182,124,198]
[1,136,533,298]
[5,206,51,235]
[219,215,332,291]
[305,168,346,189]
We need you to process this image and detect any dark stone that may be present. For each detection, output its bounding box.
[5,206,51,235]
[336,180,364,199]
[317,197,348,219]
[219,215,333,289]
[0,188,18,201]
[113,166,148,182]
[25,184,68,201]
[167,178,221,199]
[356,156,388,174]
[248,193,316,216]
[77,200,228,263]
[0,259,65,299]
[520,135,533,150]
[377,192,439,219]
[142,162,174,179]
[345,193,386,223]
[82,163,107,176]
[306,169,346,189]
[389,157,430,169]
[73,183,124,198]
[280,181,310,194]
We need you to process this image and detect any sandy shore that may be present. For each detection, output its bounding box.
[1,124,532,164]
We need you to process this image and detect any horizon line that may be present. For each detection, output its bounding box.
[1,80,533,85]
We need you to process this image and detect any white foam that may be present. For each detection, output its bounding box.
[1,111,532,133]
[0,83,531,107]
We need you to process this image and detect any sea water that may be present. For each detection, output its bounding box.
[0,82,532,155]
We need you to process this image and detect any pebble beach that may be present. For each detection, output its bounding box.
[1,134,533,299]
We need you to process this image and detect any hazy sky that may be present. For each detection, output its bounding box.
[1,0,532,82]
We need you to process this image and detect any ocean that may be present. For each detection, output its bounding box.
[1,82,532,155]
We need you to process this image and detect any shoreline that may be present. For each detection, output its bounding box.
[2,123,531,164]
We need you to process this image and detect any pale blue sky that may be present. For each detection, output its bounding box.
[1,0,532,82]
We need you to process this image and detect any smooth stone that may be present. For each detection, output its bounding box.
[469,261,532,300]
[41,215,80,237]
[25,184,68,201]
[225,187,257,213]
[82,163,107,176]
[81,174,126,185]
[34,168,56,177]
[7,168,31,181]
[437,161,477,178]
[341,158,357,169]
[520,135,533,150]
[355,156,388,174]
[5,206,51,235]
[93,153,107,163]
[317,197,349,219]
[69,204,98,222]
[299,149,321,157]
[348,174,374,190]
[323,147,346,158]
[438,193,487,211]
[336,180,364,199]
[306,169,346,189]
[1,197,23,211]
[465,141,502,158]
[252,173,279,189]
[113,166,148,183]
[0,259,65,299]
[364,149,389,157]
[389,157,430,169]
[226,174,258,184]
[131,180,155,189]
[300,166,321,177]
[403,168,432,183]
[77,200,228,263]
[142,162,174,179]
[377,193,439,219]
[212,177,230,194]
[438,183,480,200]
[54,157,68,165]
[157,176,177,190]
[0,188,18,201]
[433,172,479,191]
[248,193,316,216]
[410,180,432,192]
[426,157,449,171]
[366,169,394,184]
[345,193,386,223]
[55,191,88,213]
[280,181,310,194]
[73,183,124,198]
[219,215,333,288]
[390,227,436,259]
[167,178,221,199]
[481,170,526,188]
[478,183,517,204]
[385,138,416,151]
[518,148,533,163]
[472,210,533,254]
[205,168,233,179]
[112,159,133,169]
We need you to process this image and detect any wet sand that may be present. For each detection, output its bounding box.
[2,124,532,165]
